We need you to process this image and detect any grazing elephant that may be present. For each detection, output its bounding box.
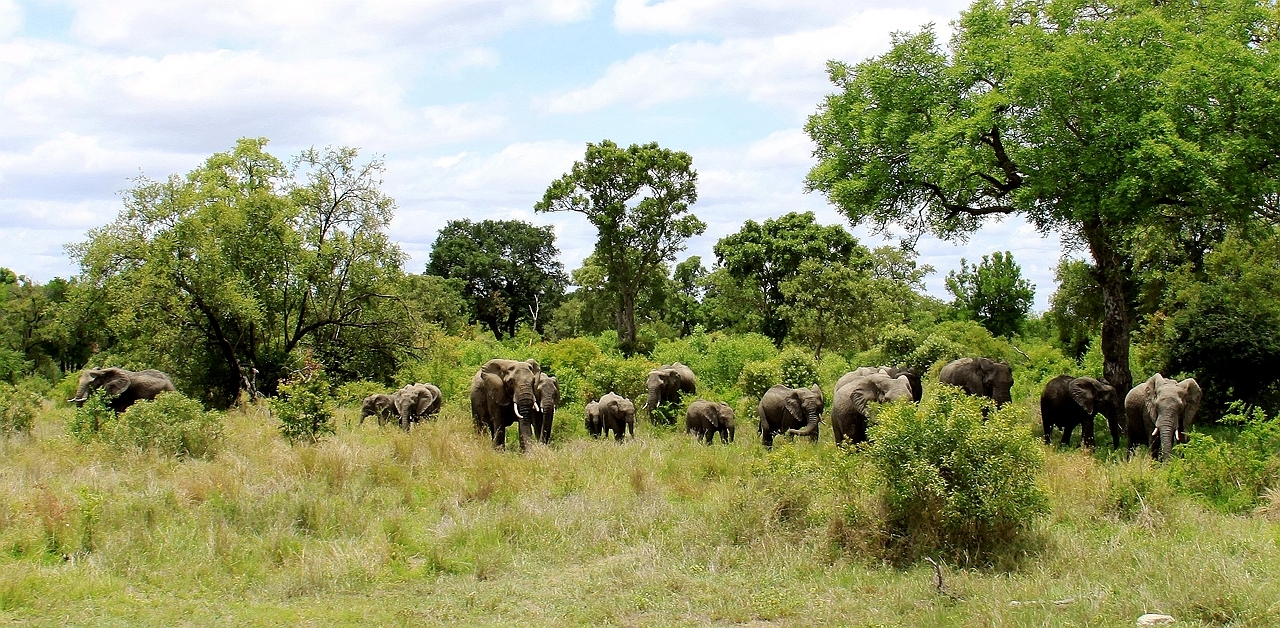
[69,367,176,412]
[645,362,697,411]
[470,358,542,451]
[395,383,443,430]
[939,357,1014,408]
[1125,374,1202,461]
[359,393,399,426]
[531,373,560,445]
[685,399,736,444]
[758,384,824,447]
[831,372,914,445]
[586,392,635,441]
[839,366,923,403]
[1039,375,1121,449]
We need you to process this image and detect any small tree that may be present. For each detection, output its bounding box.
[780,260,895,360]
[945,251,1034,338]
[536,140,704,356]
[271,360,335,443]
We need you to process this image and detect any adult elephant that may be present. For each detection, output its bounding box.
[645,362,697,411]
[395,383,443,430]
[470,358,542,451]
[839,366,922,402]
[68,367,176,412]
[1125,374,1202,461]
[586,392,635,441]
[758,384,824,447]
[531,373,560,445]
[939,357,1013,408]
[1039,375,1121,449]
[359,393,399,426]
[831,372,914,445]
[685,399,735,444]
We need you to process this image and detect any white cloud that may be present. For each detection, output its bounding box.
[614,0,967,37]
[0,0,19,41]
[544,7,945,116]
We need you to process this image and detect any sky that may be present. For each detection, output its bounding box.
[0,0,1070,309]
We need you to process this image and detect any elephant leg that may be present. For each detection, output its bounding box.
[517,417,534,451]
[492,422,507,449]
[1042,415,1053,445]
[1081,416,1096,449]
[831,420,845,446]
[1060,423,1074,447]
[1109,419,1123,451]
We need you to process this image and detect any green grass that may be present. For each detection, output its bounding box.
[0,400,1277,626]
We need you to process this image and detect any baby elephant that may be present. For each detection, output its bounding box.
[1039,375,1121,448]
[586,392,635,441]
[360,393,399,426]
[685,399,735,444]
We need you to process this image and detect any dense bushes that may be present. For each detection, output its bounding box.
[68,390,222,457]
[866,386,1049,563]
[0,383,39,433]
[1168,404,1280,513]
[271,362,336,443]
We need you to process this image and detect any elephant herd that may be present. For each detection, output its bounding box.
[66,357,1202,460]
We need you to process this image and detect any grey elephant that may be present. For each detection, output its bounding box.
[1039,375,1121,449]
[831,372,914,445]
[359,393,399,426]
[586,392,635,441]
[758,384,824,447]
[395,383,443,429]
[1125,373,1202,461]
[685,399,735,444]
[840,366,923,402]
[645,362,697,411]
[470,358,543,451]
[531,373,560,445]
[69,367,177,412]
[939,357,1013,408]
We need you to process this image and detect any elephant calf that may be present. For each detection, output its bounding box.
[758,384,824,447]
[1039,375,1121,449]
[831,372,914,445]
[686,399,735,444]
[69,367,177,413]
[586,392,635,441]
[360,393,399,426]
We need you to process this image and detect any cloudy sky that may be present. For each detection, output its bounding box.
[0,0,1067,308]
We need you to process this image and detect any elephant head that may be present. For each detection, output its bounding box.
[478,358,541,418]
[534,373,560,444]
[395,383,443,429]
[1127,374,1201,461]
[940,357,1013,408]
[585,400,602,437]
[360,393,398,426]
[845,373,914,415]
[70,367,133,405]
[783,385,825,437]
[686,399,736,444]
[1067,377,1120,443]
[645,362,697,410]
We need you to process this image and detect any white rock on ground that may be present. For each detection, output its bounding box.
[1136,613,1175,626]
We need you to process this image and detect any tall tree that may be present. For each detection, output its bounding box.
[536,140,704,355]
[805,0,1280,396]
[780,260,897,360]
[426,219,567,339]
[714,211,866,345]
[667,256,707,336]
[945,251,1035,338]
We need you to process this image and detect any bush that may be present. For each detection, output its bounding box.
[582,355,656,405]
[879,325,920,365]
[271,361,336,443]
[1167,404,1280,513]
[653,331,777,391]
[111,392,223,458]
[334,380,387,408]
[903,335,963,374]
[69,391,116,443]
[776,347,819,388]
[737,359,782,399]
[0,383,39,433]
[867,386,1049,564]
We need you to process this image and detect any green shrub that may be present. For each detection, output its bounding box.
[655,331,777,391]
[536,337,603,374]
[334,380,387,408]
[111,392,223,458]
[903,335,963,374]
[0,383,39,433]
[737,359,782,399]
[581,355,655,405]
[879,325,920,364]
[1167,404,1280,513]
[776,347,819,388]
[69,391,116,443]
[271,361,336,443]
[867,386,1049,563]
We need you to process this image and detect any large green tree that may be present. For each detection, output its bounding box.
[806,0,1280,396]
[945,251,1035,338]
[536,140,704,355]
[714,211,866,345]
[72,139,408,405]
[426,219,567,339]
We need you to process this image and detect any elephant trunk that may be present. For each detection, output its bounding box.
[788,411,820,436]
[645,390,660,411]
[1158,420,1175,462]
[723,425,735,444]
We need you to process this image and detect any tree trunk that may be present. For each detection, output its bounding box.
[618,291,638,356]
[1082,219,1134,405]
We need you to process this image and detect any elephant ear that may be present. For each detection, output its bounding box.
[784,393,803,422]
[525,359,541,375]
[480,361,511,407]
[1068,378,1097,416]
[1179,378,1203,427]
[849,378,876,413]
[101,369,132,396]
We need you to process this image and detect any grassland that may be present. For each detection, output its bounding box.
[0,399,1277,627]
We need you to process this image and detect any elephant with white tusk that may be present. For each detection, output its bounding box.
[470,358,543,451]
[644,362,697,411]
[1125,373,1201,461]
[68,367,176,413]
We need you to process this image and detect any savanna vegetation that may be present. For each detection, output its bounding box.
[2,0,1280,625]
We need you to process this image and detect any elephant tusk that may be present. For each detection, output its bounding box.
[1175,430,1181,441]
[534,402,541,413]
[1152,427,1159,437]
[513,405,524,419]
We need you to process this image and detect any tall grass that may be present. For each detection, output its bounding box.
[0,400,1277,625]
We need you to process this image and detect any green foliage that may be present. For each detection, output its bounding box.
[582,355,655,406]
[776,347,819,388]
[737,360,783,400]
[68,391,117,443]
[334,380,387,408]
[945,252,1034,338]
[652,330,776,391]
[426,219,567,339]
[901,335,963,375]
[868,387,1049,563]
[271,362,336,443]
[110,392,223,458]
[1167,405,1280,513]
[0,383,39,433]
[0,348,28,383]
[780,260,898,359]
[1049,260,1103,359]
[536,140,705,355]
